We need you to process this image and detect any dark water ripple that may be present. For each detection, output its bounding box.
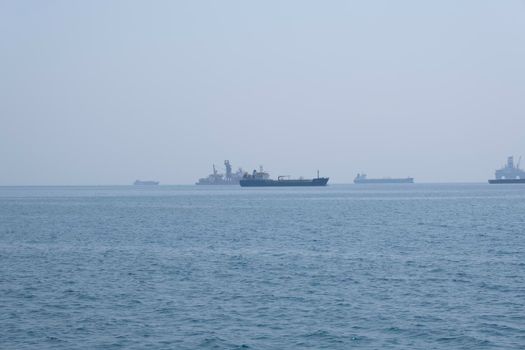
[1,184,525,349]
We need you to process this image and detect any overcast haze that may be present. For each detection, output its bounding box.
[1,0,525,185]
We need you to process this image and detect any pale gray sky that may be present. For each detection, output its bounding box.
[1,0,524,185]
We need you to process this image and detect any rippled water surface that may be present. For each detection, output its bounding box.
[1,184,524,349]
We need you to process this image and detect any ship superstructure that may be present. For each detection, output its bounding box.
[196,160,244,185]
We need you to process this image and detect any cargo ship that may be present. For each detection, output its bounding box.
[196,160,244,185]
[239,168,329,187]
[488,156,525,184]
[133,180,159,185]
[354,173,414,184]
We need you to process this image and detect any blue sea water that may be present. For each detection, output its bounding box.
[1,184,524,349]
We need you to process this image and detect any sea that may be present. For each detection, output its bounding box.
[1,184,524,349]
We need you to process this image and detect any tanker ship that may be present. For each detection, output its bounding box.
[239,167,329,187]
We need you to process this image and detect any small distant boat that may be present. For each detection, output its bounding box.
[354,173,414,184]
[488,156,525,184]
[133,180,159,186]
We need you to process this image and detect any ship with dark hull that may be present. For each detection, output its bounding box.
[488,156,525,184]
[354,174,414,184]
[196,160,244,185]
[240,168,329,187]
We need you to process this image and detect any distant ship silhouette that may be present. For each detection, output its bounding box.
[134,180,159,186]
[354,174,414,184]
[488,156,525,184]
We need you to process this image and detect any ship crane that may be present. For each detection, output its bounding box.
[224,160,233,180]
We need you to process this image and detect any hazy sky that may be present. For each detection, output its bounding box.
[1,0,525,185]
